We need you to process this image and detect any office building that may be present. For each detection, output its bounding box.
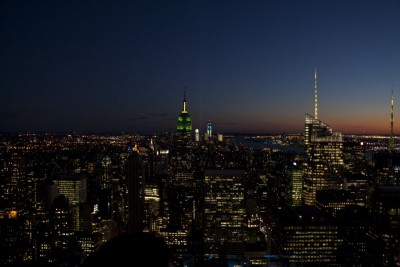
[126,148,145,233]
[143,183,160,233]
[303,68,344,205]
[100,155,112,190]
[204,169,246,263]
[51,195,74,264]
[273,205,341,265]
[336,205,369,266]
[54,173,87,231]
[285,163,303,207]
[367,186,400,266]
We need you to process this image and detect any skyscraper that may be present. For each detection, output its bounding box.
[303,68,344,205]
[51,194,75,265]
[273,205,341,265]
[367,186,400,266]
[207,120,212,139]
[286,162,303,207]
[162,93,197,266]
[54,173,87,231]
[203,169,245,262]
[126,148,145,233]
[174,90,194,191]
[3,156,26,212]
[100,155,112,190]
[176,91,192,136]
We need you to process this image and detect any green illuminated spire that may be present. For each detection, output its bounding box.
[177,91,192,133]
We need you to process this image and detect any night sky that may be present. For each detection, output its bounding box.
[1,0,400,135]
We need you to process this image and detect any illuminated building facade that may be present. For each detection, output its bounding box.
[159,228,189,266]
[32,222,54,264]
[303,114,343,205]
[54,174,87,231]
[286,163,303,207]
[143,183,160,233]
[54,174,87,205]
[51,195,74,265]
[3,156,26,212]
[75,231,97,259]
[203,169,245,262]
[274,205,341,265]
[168,137,195,233]
[100,155,112,190]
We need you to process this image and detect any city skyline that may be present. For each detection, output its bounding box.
[1,0,400,135]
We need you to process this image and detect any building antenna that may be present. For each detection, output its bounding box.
[389,87,394,151]
[183,85,187,113]
[314,66,318,120]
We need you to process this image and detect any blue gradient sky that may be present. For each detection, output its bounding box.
[1,0,400,135]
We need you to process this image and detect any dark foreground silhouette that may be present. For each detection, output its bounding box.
[81,232,173,267]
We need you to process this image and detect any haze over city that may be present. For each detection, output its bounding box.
[1,0,400,135]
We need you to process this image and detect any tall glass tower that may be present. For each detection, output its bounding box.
[303,68,344,205]
[207,120,212,138]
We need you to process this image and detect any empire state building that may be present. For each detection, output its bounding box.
[176,91,192,137]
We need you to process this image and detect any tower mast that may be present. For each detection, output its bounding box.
[389,88,394,151]
[314,67,318,120]
[183,88,187,113]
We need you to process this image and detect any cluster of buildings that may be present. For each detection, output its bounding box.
[1,70,400,266]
